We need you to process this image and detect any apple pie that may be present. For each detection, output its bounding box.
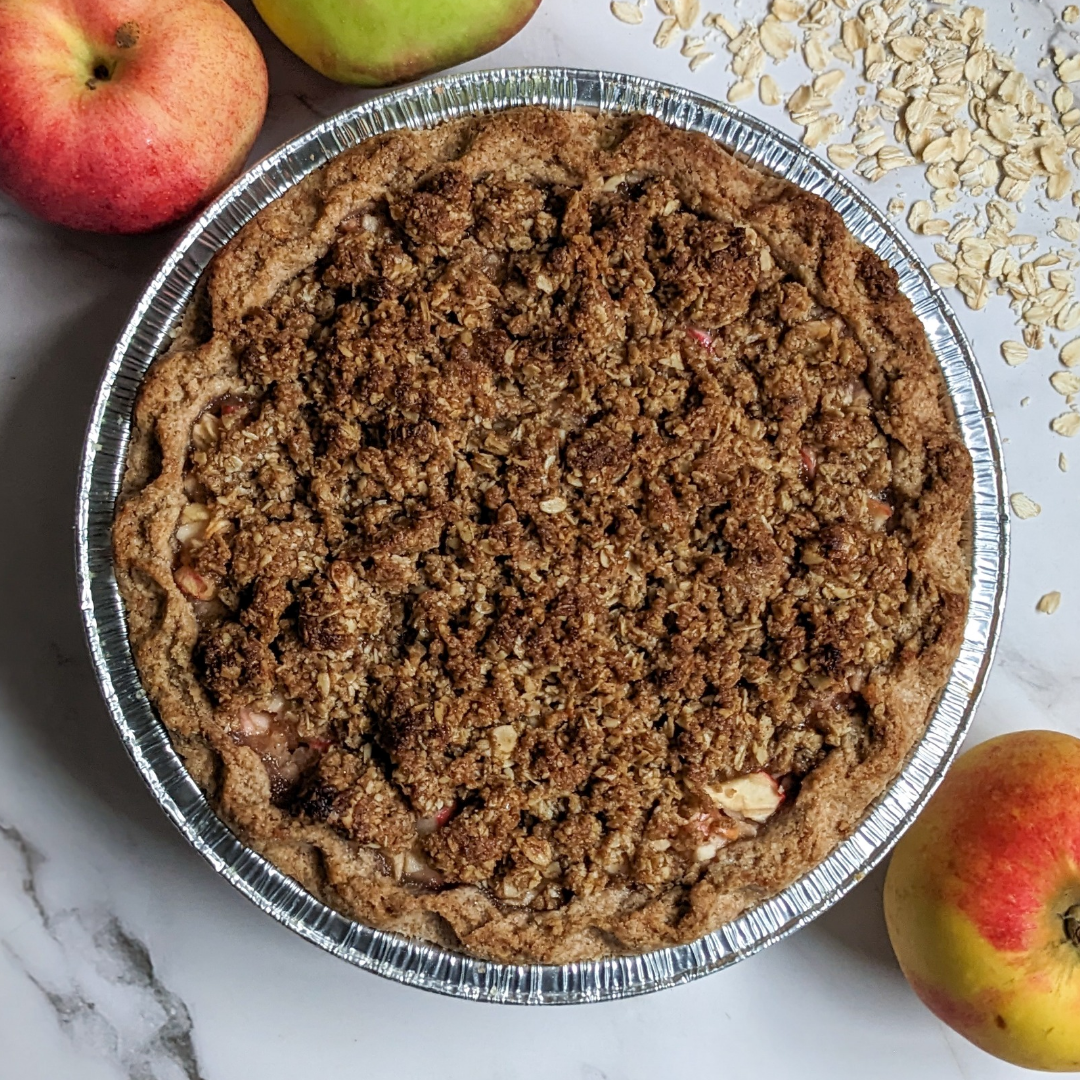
[114,107,972,963]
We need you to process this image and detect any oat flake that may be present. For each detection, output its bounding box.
[611,0,644,24]
[1052,412,1080,436]
[1009,492,1042,519]
[1001,340,1028,365]
[1051,370,1080,395]
[1037,591,1062,615]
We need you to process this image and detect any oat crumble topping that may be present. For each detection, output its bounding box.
[115,109,971,961]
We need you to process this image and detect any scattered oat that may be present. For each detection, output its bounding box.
[1050,171,1073,201]
[1052,411,1080,436]
[921,136,953,164]
[803,113,842,148]
[854,127,887,157]
[680,34,707,58]
[1055,217,1080,242]
[1058,302,1080,331]
[1036,591,1062,615]
[827,142,858,168]
[703,10,737,37]
[1060,452,1069,471]
[1052,370,1080,394]
[908,200,932,233]
[1010,492,1042,519]
[759,74,782,107]
[654,16,678,48]
[1067,6,1080,25]
[611,0,644,24]
[804,34,830,73]
[814,69,846,98]
[760,16,797,60]
[674,0,700,31]
[771,0,804,21]
[1060,54,1080,83]
[930,262,960,287]
[728,78,754,102]
[878,145,914,172]
[1001,340,1029,365]
[1061,338,1080,367]
[889,36,926,63]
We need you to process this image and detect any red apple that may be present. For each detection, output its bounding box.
[884,731,1080,1071]
[0,0,268,233]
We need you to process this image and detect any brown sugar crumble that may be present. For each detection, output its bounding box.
[114,107,972,963]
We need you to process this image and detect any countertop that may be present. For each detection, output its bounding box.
[1,1,1077,1077]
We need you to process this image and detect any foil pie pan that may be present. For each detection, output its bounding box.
[76,68,1008,1004]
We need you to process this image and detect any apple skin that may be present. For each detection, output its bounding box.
[253,0,542,86]
[884,731,1080,1071]
[0,0,268,233]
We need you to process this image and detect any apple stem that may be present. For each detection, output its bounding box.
[1066,905,1080,950]
[85,61,112,91]
[86,21,138,91]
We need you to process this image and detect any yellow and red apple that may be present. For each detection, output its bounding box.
[0,0,268,233]
[253,0,542,86]
[885,730,1080,1071]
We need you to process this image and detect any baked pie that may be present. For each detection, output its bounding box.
[114,107,972,963]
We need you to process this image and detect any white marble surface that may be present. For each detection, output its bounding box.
[1,1,1078,1076]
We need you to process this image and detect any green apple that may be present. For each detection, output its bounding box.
[253,0,543,86]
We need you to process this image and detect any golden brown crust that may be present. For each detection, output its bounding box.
[113,108,972,963]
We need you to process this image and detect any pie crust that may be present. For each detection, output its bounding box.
[114,107,972,963]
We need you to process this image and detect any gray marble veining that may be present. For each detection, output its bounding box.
[2,822,205,1080]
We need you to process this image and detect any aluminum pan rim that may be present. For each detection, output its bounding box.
[76,67,1008,1004]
